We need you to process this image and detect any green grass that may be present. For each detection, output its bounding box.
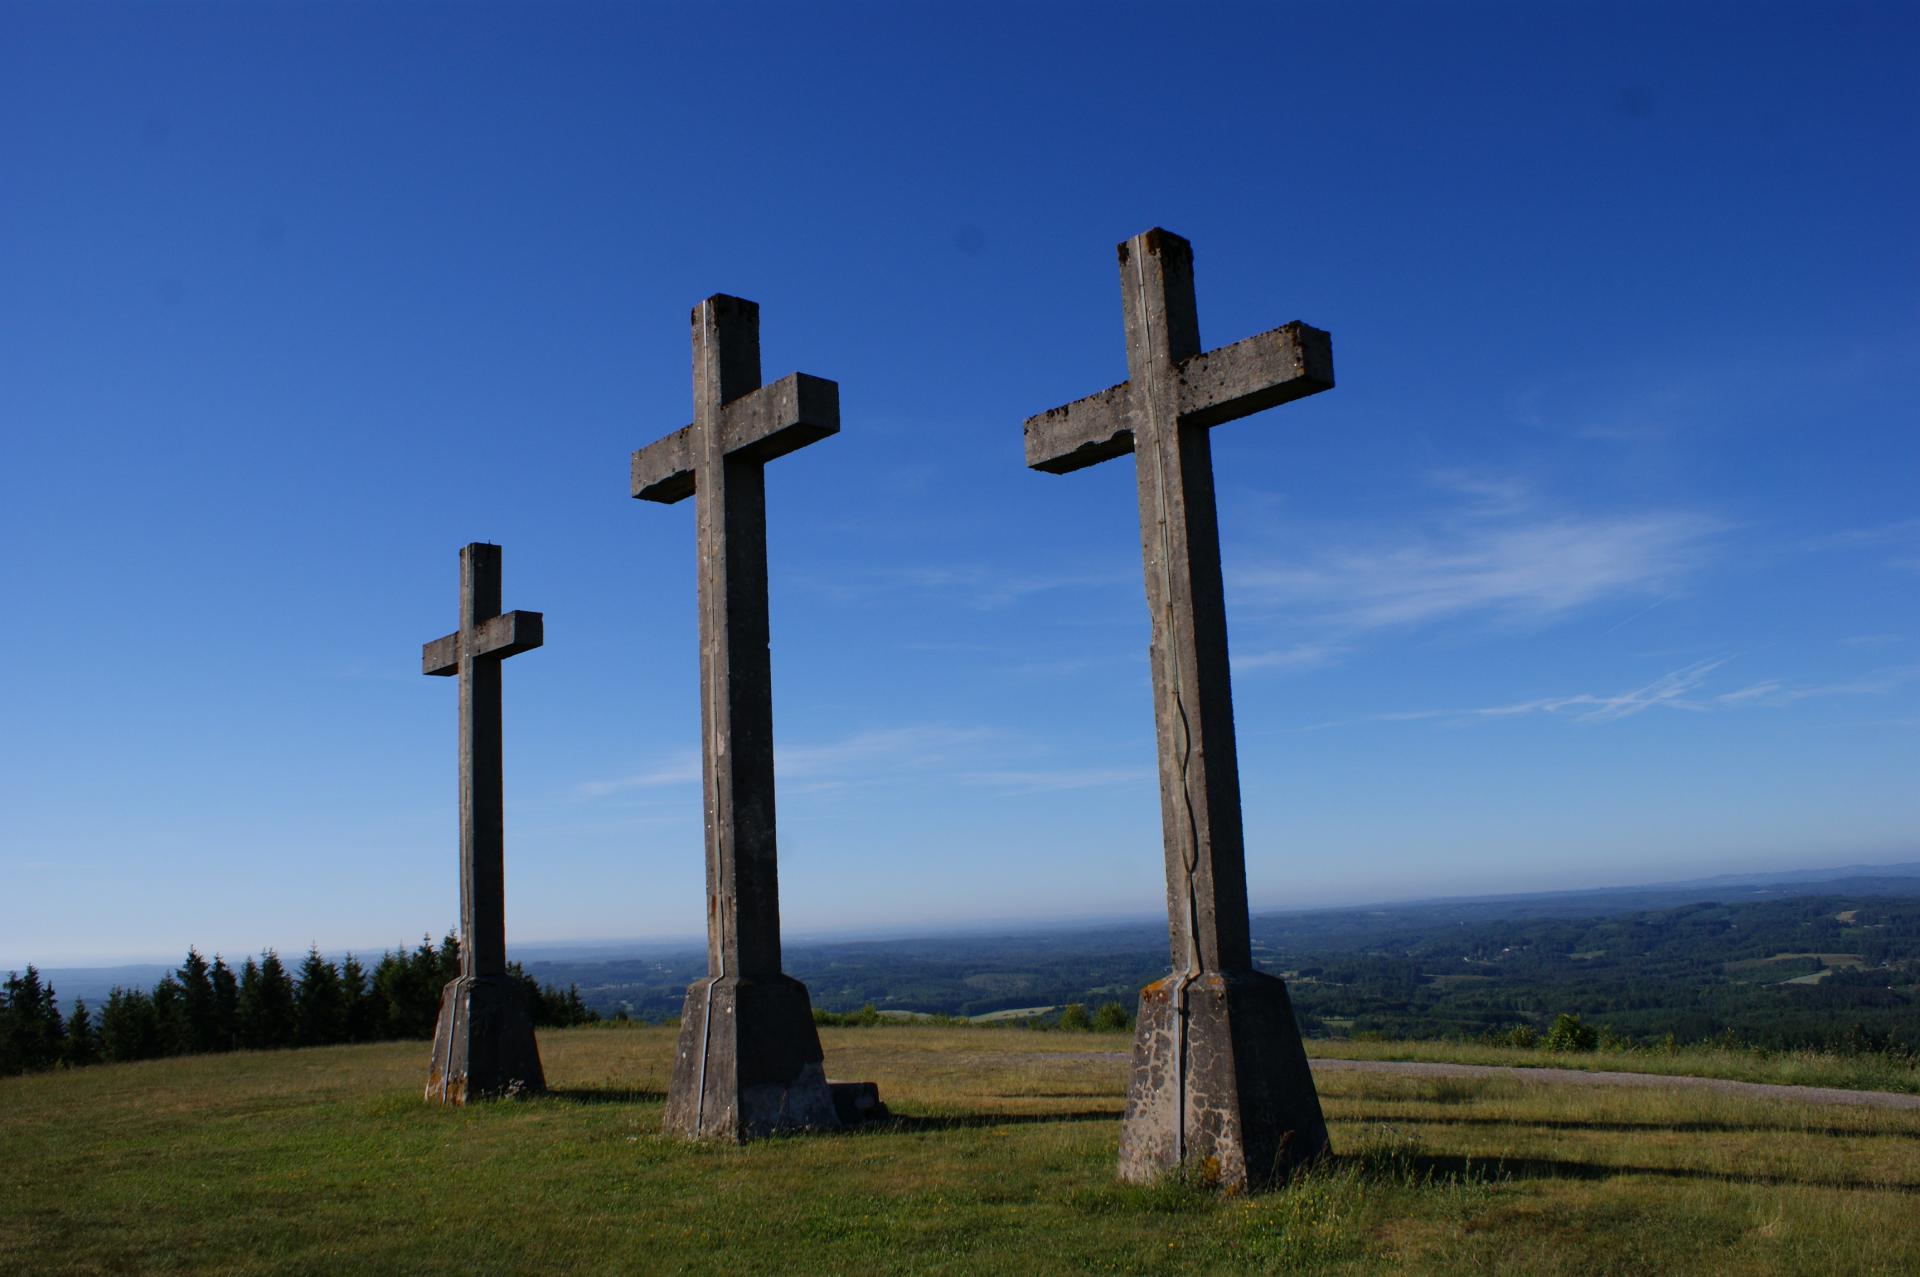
[1306,1036,1920,1094]
[4,1026,1918,1275]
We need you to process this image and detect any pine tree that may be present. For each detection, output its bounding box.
[100,987,160,1062]
[5,967,65,1070]
[177,948,217,1054]
[294,947,345,1046]
[210,956,239,1052]
[64,999,99,1067]
[252,950,297,1048]
[340,954,373,1043]
[237,957,265,1049]
[562,984,595,1026]
[436,930,461,987]
[150,975,186,1055]
[0,972,20,1075]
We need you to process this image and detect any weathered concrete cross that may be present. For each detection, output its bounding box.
[420,541,546,1103]
[1025,229,1333,1188]
[634,295,860,1139]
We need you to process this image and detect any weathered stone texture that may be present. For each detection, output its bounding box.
[421,542,545,1104]
[1118,971,1327,1190]
[426,974,547,1104]
[635,297,871,1138]
[1025,229,1334,1185]
[662,974,839,1141]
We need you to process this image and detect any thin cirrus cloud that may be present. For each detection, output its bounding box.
[955,766,1157,795]
[1233,511,1723,632]
[1301,659,1919,732]
[1231,642,1345,674]
[577,725,997,797]
[1812,518,1920,572]
[815,564,1131,610]
[576,725,1154,800]
[1295,658,1725,729]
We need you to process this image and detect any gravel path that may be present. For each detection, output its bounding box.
[1311,1057,1920,1112]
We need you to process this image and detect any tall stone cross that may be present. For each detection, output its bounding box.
[633,295,855,1139]
[1024,229,1333,1188]
[420,541,546,1103]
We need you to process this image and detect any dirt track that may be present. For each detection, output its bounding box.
[1309,1056,1920,1111]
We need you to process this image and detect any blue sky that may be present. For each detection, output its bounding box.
[2,2,1915,968]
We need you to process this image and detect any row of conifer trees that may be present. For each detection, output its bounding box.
[0,933,597,1077]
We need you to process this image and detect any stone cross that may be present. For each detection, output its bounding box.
[420,541,546,1103]
[633,295,854,1139]
[1024,229,1332,1188]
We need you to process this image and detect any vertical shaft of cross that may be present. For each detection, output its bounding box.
[693,297,782,980]
[1122,232,1253,974]
[423,541,544,1103]
[459,543,507,979]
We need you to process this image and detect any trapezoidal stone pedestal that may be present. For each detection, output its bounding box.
[664,973,842,1140]
[1118,968,1328,1191]
[425,974,546,1105]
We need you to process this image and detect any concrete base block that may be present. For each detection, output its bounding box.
[663,973,843,1141]
[1118,968,1329,1191]
[425,974,546,1105]
[828,1079,887,1125]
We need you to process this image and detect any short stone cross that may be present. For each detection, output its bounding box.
[421,541,546,1103]
[1024,229,1333,1188]
[633,295,857,1139]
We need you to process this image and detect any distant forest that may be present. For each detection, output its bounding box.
[0,935,595,1078]
[518,891,1920,1055]
[9,882,1919,1078]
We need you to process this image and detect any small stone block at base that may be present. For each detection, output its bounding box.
[828,1080,887,1125]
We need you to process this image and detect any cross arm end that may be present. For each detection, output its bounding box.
[721,372,840,465]
[423,633,460,677]
[632,425,697,504]
[474,610,544,660]
[1023,381,1134,474]
[1177,321,1334,430]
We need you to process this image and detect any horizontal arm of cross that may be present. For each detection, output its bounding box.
[1178,321,1334,430]
[1023,322,1335,474]
[631,373,840,504]
[1022,381,1135,475]
[422,610,545,675]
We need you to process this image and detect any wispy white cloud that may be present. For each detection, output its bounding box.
[1235,511,1722,632]
[1812,519,1920,572]
[815,565,1130,610]
[1232,642,1344,674]
[576,725,1158,801]
[576,725,1001,799]
[1298,659,1919,732]
[1469,658,1727,722]
[777,726,998,779]
[1709,666,1920,708]
[956,766,1157,795]
[575,753,700,797]
[1425,468,1535,518]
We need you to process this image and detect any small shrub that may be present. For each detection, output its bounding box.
[1091,1002,1131,1032]
[1057,1003,1091,1031]
[1545,1013,1597,1052]
[1505,1024,1538,1050]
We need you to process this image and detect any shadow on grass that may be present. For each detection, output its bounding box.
[546,1087,667,1105]
[1349,1112,1920,1140]
[1375,1151,1920,1195]
[860,1109,1121,1134]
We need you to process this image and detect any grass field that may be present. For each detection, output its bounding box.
[4,1026,1917,1275]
